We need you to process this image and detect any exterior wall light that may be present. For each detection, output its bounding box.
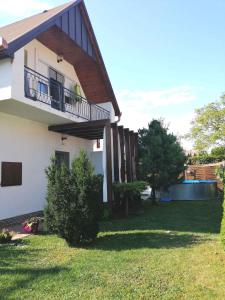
[57,54,64,63]
[61,136,67,145]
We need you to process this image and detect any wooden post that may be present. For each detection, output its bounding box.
[129,131,134,181]
[118,126,125,182]
[134,133,138,180]
[105,122,113,211]
[124,128,132,182]
[112,123,119,182]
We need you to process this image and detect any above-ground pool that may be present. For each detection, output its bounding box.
[162,180,217,201]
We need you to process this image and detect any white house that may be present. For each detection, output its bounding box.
[0,0,138,223]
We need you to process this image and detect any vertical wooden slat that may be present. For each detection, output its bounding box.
[62,12,69,34]
[129,131,135,181]
[124,128,132,182]
[69,7,75,41]
[134,133,138,180]
[112,123,119,182]
[105,122,113,211]
[118,126,125,182]
[75,6,82,46]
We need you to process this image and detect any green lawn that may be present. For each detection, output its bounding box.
[1,200,225,300]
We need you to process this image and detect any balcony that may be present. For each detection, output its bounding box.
[24,66,110,121]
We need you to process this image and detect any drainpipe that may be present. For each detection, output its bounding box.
[114,112,122,124]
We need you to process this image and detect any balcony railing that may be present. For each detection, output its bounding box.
[24,66,110,121]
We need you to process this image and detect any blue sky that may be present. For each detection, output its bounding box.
[1,0,225,149]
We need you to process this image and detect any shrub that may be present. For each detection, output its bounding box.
[211,146,225,156]
[0,229,14,243]
[113,181,147,217]
[221,186,225,248]
[44,151,101,246]
[188,154,225,165]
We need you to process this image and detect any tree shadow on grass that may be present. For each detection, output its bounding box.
[90,231,207,251]
[0,242,68,299]
[0,266,67,299]
[101,200,223,234]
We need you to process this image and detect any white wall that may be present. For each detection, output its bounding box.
[0,112,93,220]
[24,39,85,96]
[90,152,103,175]
[0,58,12,101]
[11,39,85,101]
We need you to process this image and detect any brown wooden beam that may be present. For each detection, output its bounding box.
[48,119,109,132]
[112,123,119,182]
[118,126,125,182]
[134,133,138,180]
[124,128,132,182]
[105,123,113,212]
[129,131,135,181]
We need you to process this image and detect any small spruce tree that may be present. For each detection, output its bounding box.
[138,119,186,202]
[44,151,100,246]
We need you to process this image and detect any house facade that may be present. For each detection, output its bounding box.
[0,0,138,222]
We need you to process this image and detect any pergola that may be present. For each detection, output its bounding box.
[49,120,138,210]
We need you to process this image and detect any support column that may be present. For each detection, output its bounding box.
[129,131,135,181]
[124,128,132,182]
[105,122,113,211]
[134,133,138,180]
[112,123,119,182]
[118,126,125,182]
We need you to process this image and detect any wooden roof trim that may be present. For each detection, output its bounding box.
[79,3,121,117]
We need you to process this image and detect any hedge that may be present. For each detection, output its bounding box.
[221,184,225,248]
[113,181,147,217]
[188,154,225,165]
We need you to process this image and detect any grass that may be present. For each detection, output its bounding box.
[1,200,225,300]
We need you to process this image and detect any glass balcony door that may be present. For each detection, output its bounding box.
[49,68,64,111]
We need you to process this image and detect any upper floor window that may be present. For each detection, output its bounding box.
[49,68,64,84]
[38,81,48,95]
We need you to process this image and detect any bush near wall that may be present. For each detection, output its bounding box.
[188,154,225,165]
[44,151,102,246]
[221,187,225,248]
[113,181,147,217]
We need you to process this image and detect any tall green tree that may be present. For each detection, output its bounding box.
[138,120,186,201]
[187,94,225,151]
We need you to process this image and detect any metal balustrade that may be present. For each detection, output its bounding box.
[24,66,111,121]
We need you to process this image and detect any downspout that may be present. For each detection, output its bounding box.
[114,112,122,124]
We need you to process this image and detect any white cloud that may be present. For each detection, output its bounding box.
[0,0,51,18]
[117,86,196,109]
[116,86,196,150]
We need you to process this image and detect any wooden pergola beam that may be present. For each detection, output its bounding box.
[105,122,113,211]
[129,131,135,181]
[118,126,125,182]
[48,119,109,140]
[49,119,109,132]
[134,133,138,180]
[124,128,132,182]
[112,123,119,182]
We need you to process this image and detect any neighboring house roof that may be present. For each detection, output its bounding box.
[0,0,121,116]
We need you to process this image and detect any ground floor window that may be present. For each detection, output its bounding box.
[55,151,70,168]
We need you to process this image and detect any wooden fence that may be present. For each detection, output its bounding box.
[185,162,224,189]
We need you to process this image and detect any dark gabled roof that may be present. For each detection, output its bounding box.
[0,1,121,116]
